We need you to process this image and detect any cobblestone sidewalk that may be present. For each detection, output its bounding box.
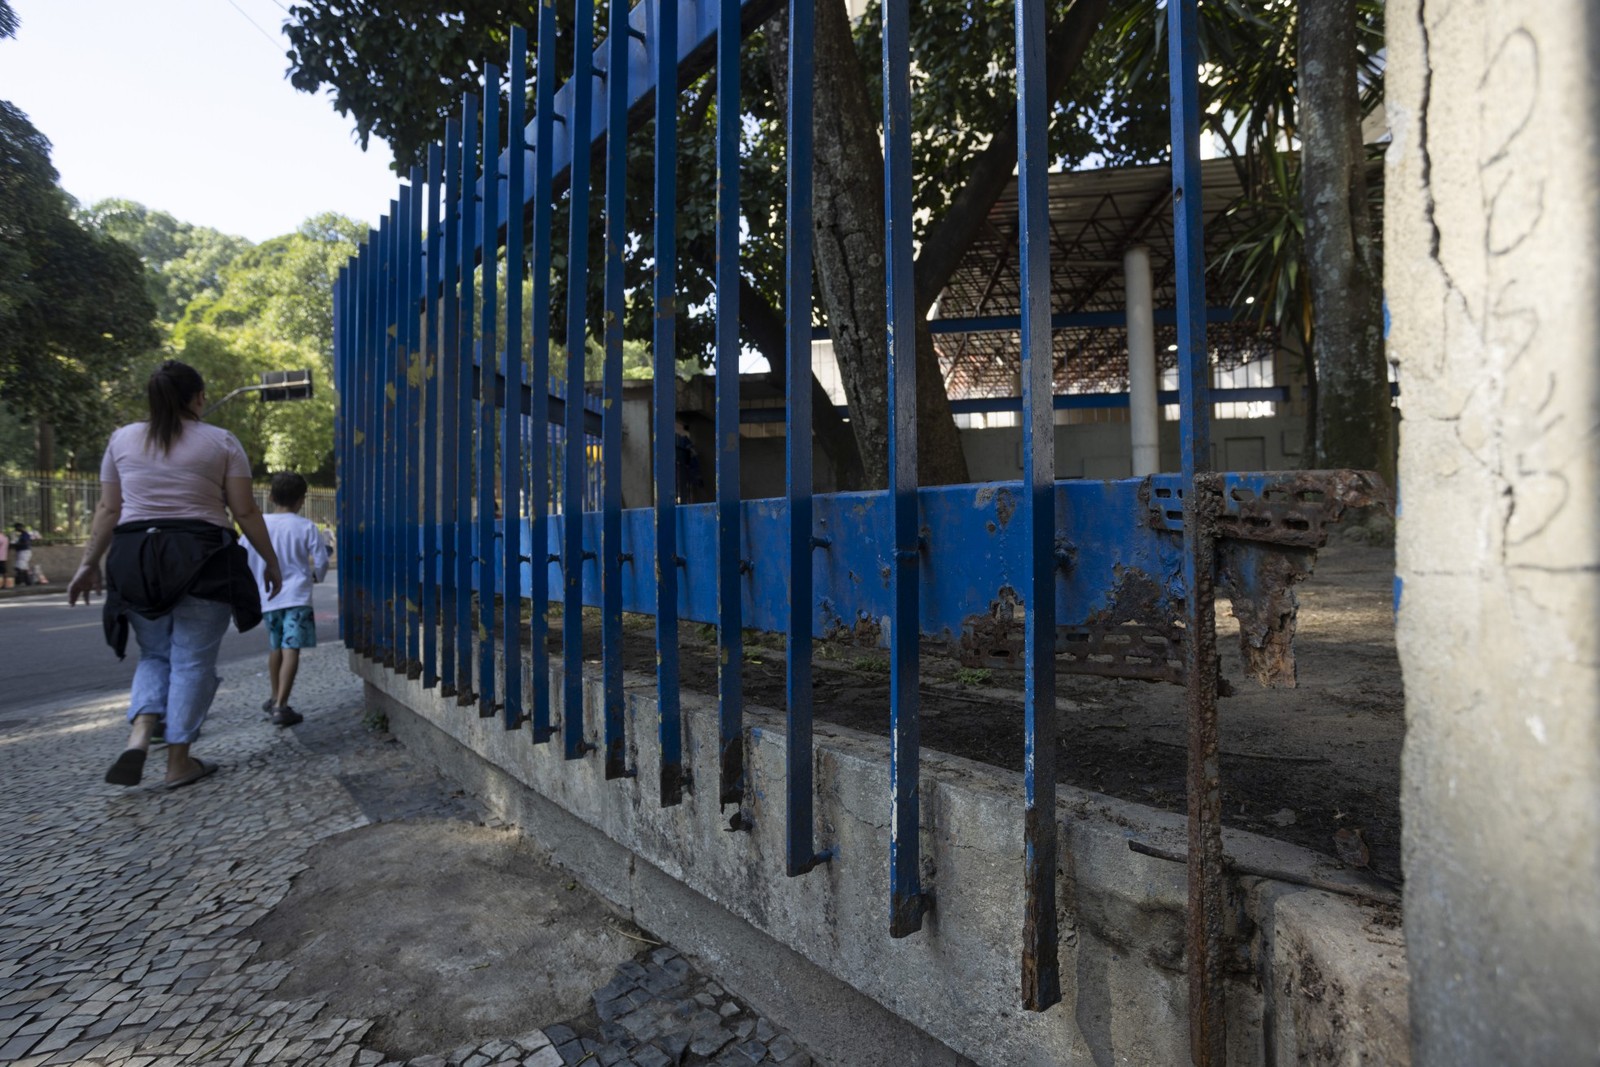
[0,646,811,1067]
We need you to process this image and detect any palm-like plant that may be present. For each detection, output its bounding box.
[1103,0,1386,464]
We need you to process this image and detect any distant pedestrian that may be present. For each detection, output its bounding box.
[12,522,32,585]
[67,359,282,790]
[0,526,10,589]
[244,472,329,727]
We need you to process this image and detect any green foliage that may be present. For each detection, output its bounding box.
[0,103,158,463]
[173,213,364,476]
[854,655,891,674]
[1103,0,1386,332]
[852,0,1171,226]
[953,667,991,688]
[280,1,1156,372]
[79,200,253,325]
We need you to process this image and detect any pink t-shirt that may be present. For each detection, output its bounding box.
[100,421,252,529]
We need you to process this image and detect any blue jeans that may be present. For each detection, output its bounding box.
[127,596,231,744]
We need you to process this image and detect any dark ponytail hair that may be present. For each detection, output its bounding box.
[146,359,205,454]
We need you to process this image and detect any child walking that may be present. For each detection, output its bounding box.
[245,472,329,727]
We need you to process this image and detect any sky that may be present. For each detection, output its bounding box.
[0,0,403,244]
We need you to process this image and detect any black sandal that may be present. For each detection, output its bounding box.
[105,749,147,786]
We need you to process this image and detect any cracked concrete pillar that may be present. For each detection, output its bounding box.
[1387,2,1600,1063]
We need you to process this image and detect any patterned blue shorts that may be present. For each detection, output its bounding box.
[264,606,318,650]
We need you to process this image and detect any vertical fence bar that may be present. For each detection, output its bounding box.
[379,213,396,664]
[363,224,379,659]
[456,92,480,703]
[562,0,597,761]
[478,67,502,718]
[714,0,744,807]
[392,187,410,673]
[368,228,383,660]
[333,265,347,643]
[388,201,405,668]
[405,169,424,679]
[1015,0,1059,1012]
[391,198,405,668]
[440,121,462,694]
[363,223,377,659]
[527,0,559,745]
[346,249,358,649]
[392,191,408,670]
[1168,0,1224,1061]
[356,240,372,655]
[336,262,348,640]
[502,29,528,732]
[376,211,392,665]
[883,0,927,938]
[783,0,826,877]
[653,0,684,805]
[600,0,631,779]
[423,145,443,688]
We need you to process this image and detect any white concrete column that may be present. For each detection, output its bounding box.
[1388,2,1600,1063]
[1122,244,1160,476]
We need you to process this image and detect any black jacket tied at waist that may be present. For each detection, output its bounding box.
[102,519,262,659]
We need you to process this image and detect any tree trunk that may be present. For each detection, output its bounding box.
[767,0,968,488]
[1299,0,1391,481]
[35,418,53,538]
[738,277,866,490]
[34,418,53,473]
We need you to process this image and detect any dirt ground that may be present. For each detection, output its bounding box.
[563,540,1404,885]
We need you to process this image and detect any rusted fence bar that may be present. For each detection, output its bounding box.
[1015,0,1060,1013]
[1167,0,1226,1060]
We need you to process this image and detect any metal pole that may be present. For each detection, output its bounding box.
[1124,244,1160,477]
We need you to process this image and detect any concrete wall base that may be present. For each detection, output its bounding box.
[356,656,1408,1066]
[374,682,973,1067]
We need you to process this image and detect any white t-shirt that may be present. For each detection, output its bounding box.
[246,512,330,610]
[100,421,252,529]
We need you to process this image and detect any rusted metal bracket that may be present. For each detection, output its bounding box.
[1145,469,1390,545]
[958,471,1390,692]
[1211,471,1392,688]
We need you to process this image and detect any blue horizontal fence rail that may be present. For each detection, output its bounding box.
[332,3,1383,1053]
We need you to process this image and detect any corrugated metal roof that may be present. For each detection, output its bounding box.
[934,158,1277,398]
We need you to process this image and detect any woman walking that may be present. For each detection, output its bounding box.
[67,360,282,789]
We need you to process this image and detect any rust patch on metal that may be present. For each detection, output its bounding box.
[1021,804,1062,1012]
[1068,566,1184,682]
[820,597,884,646]
[1217,542,1314,688]
[993,487,1017,528]
[1185,473,1228,1067]
[1139,476,1187,530]
[1214,469,1392,547]
[957,585,1024,670]
[957,568,1191,685]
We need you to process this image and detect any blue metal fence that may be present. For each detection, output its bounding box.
[333,3,1386,1060]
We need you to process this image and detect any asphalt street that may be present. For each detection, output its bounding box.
[0,574,342,718]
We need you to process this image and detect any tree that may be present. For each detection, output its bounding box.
[0,103,158,466]
[173,213,365,476]
[1106,0,1388,474]
[1298,0,1388,480]
[79,200,253,323]
[282,0,1149,488]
